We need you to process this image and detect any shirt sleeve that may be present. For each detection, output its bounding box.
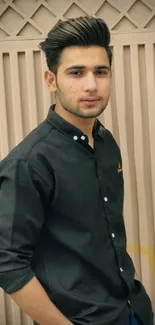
[0,158,53,294]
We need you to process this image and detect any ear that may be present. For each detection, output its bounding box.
[44,70,57,92]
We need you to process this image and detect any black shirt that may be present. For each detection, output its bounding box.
[0,105,153,325]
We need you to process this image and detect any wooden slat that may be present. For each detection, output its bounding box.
[40,51,52,117]
[145,42,155,237]
[2,52,16,152]
[122,44,141,275]
[103,97,113,134]
[113,45,141,272]
[21,312,33,325]
[145,42,155,305]
[10,51,23,145]
[0,289,7,325]
[33,51,42,123]
[109,67,120,146]
[0,53,9,160]
[25,50,38,130]
[130,44,152,296]
[11,300,21,325]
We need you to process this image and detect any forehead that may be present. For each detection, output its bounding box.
[59,46,110,69]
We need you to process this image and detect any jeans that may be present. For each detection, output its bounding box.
[126,308,154,325]
[126,309,143,325]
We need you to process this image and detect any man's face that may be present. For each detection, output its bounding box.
[49,46,112,119]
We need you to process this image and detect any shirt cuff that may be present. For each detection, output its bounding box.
[0,266,35,294]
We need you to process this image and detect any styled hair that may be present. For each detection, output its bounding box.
[39,16,112,74]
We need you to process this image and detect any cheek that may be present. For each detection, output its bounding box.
[66,81,81,99]
[101,79,111,93]
[69,80,82,91]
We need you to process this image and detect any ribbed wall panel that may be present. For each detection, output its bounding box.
[0,0,155,324]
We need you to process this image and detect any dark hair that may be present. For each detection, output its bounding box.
[39,16,112,74]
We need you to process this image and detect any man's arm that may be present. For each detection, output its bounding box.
[11,277,73,325]
[0,159,70,323]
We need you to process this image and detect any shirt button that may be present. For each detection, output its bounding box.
[111,233,115,238]
[120,267,124,272]
[73,136,78,140]
[81,135,86,140]
[104,197,108,202]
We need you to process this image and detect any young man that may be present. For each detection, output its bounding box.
[0,16,153,325]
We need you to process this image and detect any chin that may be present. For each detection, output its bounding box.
[80,112,103,119]
[82,107,105,118]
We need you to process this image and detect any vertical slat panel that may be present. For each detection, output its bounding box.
[130,44,152,297]
[4,294,12,325]
[10,51,23,145]
[109,56,120,147]
[0,289,7,325]
[138,44,155,302]
[2,53,15,152]
[4,293,21,325]
[21,312,33,325]
[25,50,38,130]
[145,43,155,234]
[33,51,45,123]
[0,53,9,160]
[113,44,140,270]
[102,97,113,134]
[18,51,31,137]
[11,301,21,325]
[40,51,53,115]
[145,42,155,306]
[123,45,141,276]
[102,46,114,135]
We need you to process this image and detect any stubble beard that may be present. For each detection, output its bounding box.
[56,85,108,119]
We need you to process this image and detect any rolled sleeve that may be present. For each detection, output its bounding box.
[0,266,35,294]
[0,159,50,294]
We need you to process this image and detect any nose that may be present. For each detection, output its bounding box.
[83,73,97,92]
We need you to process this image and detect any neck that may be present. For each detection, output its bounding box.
[54,104,95,144]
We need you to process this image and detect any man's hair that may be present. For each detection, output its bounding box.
[39,16,112,74]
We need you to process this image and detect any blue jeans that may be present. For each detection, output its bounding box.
[125,308,154,325]
[125,309,142,325]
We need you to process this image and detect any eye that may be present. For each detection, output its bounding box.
[70,71,83,76]
[95,70,108,75]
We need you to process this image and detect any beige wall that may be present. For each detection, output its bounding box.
[0,0,155,324]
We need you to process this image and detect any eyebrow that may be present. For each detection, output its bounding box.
[65,65,111,71]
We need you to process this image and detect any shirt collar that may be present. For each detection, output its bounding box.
[46,104,106,142]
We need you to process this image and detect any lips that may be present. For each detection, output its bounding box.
[82,98,100,106]
[82,98,100,101]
